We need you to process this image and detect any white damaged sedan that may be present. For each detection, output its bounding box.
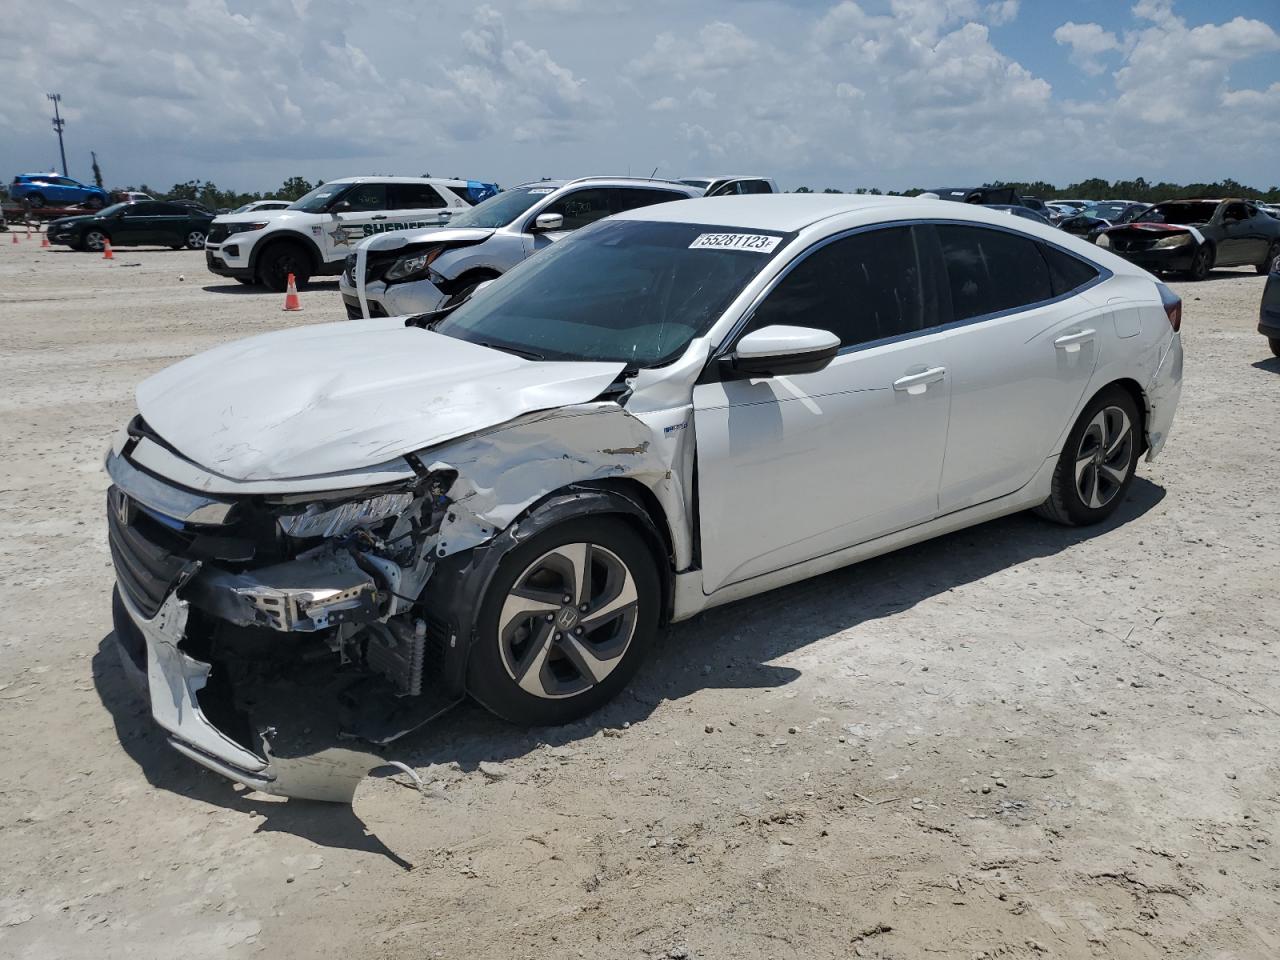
[106,195,1183,799]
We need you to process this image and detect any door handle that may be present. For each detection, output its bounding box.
[1054,329,1096,353]
[371,215,387,220]
[892,366,947,395]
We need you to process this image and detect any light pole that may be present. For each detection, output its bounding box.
[47,93,68,176]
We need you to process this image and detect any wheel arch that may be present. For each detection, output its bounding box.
[1092,377,1150,455]
[422,481,677,699]
[247,230,324,274]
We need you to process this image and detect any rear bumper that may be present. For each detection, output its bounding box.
[1144,332,1183,461]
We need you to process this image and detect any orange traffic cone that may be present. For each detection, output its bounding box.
[9,232,17,245]
[102,240,114,260]
[41,232,49,249]
[282,273,302,311]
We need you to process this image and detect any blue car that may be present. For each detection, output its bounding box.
[9,173,110,209]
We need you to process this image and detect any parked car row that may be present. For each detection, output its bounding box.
[104,191,1184,798]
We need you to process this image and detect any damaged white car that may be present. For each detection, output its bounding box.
[107,195,1183,800]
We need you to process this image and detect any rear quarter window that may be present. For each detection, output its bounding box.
[1040,244,1100,297]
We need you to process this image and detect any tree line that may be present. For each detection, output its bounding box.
[792,177,1280,203]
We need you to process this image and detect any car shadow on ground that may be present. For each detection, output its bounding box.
[202,280,340,295]
[1251,355,1280,374]
[92,476,1165,858]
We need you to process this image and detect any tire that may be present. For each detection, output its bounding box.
[441,271,500,309]
[1270,337,1280,358]
[83,229,108,252]
[234,276,255,285]
[1185,243,1213,281]
[185,229,206,250]
[1034,386,1141,526]
[1257,242,1280,275]
[467,516,660,726]
[26,193,45,209]
[86,196,105,210]
[256,241,311,292]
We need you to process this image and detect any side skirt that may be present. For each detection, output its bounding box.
[670,454,1056,622]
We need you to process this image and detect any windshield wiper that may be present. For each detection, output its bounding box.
[473,341,546,362]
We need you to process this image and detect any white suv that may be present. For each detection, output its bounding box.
[204,176,497,291]
[339,177,700,319]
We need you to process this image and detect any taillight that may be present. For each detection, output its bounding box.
[1156,282,1181,332]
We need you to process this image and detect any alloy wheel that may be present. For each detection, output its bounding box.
[187,230,206,249]
[84,230,106,251]
[497,542,640,700]
[1074,405,1133,509]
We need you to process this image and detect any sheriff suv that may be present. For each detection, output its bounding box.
[340,177,699,319]
[203,176,498,291]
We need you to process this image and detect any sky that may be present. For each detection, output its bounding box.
[1,0,1277,194]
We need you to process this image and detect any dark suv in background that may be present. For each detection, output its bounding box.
[46,201,216,252]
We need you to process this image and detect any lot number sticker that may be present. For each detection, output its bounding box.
[689,233,781,253]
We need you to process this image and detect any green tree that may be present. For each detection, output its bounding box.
[275,176,314,201]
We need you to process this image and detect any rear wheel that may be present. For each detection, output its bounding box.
[1185,244,1213,281]
[467,517,659,726]
[86,196,105,210]
[1035,386,1141,526]
[185,229,206,250]
[26,193,45,209]
[1270,337,1280,358]
[1258,242,1280,275]
[256,241,311,292]
[83,229,108,252]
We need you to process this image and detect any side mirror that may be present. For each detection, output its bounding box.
[730,325,840,378]
[532,212,564,232]
[332,200,352,212]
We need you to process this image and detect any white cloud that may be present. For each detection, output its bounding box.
[628,22,769,81]
[649,96,679,112]
[1054,21,1122,75]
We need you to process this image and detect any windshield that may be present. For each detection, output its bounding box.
[97,203,128,217]
[432,219,793,366]
[1136,201,1219,226]
[439,186,549,229]
[679,179,713,189]
[288,183,348,213]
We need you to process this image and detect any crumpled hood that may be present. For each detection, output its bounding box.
[137,317,625,481]
[362,225,495,254]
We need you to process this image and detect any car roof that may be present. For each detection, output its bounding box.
[512,177,698,193]
[323,176,473,186]
[611,193,913,231]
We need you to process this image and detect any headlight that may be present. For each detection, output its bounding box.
[385,246,443,282]
[1096,233,1111,248]
[278,492,414,539]
[1153,234,1192,249]
[225,221,270,235]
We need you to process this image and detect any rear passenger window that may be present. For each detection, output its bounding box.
[1040,243,1099,297]
[936,224,1052,321]
[747,227,931,349]
[611,188,687,213]
[343,183,387,211]
[389,183,447,209]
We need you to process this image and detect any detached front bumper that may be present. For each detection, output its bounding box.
[1108,245,1197,274]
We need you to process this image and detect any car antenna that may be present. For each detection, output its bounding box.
[650,166,659,179]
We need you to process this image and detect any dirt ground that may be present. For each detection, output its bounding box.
[1,234,1277,960]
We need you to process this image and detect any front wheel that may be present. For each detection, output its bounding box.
[185,229,206,250]
[86,196,105,209]
[467,517,659,726]
[256,241,311,292]
[83,229,108,252]
[1257,242,1280,275]
[1185,244,1213,281]
[1035,387,1141,526]
[25,194,45,209]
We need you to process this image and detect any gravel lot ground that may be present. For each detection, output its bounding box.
[1,237,1277,960]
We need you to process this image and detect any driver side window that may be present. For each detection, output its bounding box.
[538,189,612,230]
[341,184,387,212]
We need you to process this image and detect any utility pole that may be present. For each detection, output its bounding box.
[47,93,68,176]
